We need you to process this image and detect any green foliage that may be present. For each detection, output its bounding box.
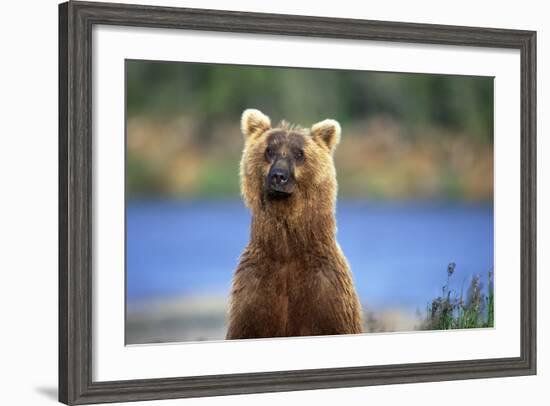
[196,159,240,198]
[126,61,494,199]
[422,264,494,330]
[126,155,164,196]
[126,61,494,143]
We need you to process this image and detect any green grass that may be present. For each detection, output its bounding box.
[422,263,494,330]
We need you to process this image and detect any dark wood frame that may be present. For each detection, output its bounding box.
[59,1,537,404]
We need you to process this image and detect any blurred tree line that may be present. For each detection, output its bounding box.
[126,60,493,200]
[127,61,492,143]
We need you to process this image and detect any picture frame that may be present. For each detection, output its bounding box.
[58,1,537,404]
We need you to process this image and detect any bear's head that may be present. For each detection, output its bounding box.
[239,109,341,218]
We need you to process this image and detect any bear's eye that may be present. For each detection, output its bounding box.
[294,149,304,161]
[265,146,275,161]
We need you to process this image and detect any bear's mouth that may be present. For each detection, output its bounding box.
[266,188,293,200]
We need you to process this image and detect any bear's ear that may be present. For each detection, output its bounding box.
[241,109,271,139]
[310,119,341,152]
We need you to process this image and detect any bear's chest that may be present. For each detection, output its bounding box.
[266,261,336,335]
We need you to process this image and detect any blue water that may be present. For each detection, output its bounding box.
[126,200,493,311]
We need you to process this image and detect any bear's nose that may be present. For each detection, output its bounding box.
[270,168,288,186]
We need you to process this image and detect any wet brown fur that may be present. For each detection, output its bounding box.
[226,109,363,339]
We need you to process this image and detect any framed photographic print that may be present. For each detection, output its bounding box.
[59,1,537,404]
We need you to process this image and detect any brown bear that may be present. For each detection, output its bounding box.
[226,109,363,339]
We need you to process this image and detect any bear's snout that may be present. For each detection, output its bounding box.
[270,168,288,185]
[266,158,294,198]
